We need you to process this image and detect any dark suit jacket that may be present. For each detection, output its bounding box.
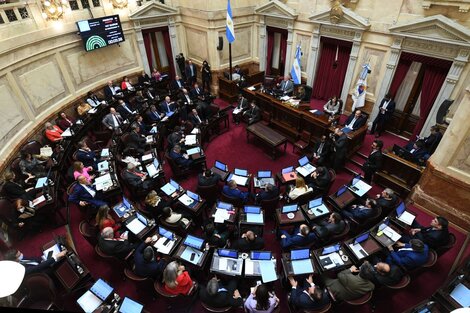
[313,141,330,160]
[117,103,135,120]
[281,227,317,249]
[138,74,150,86]
[170,79,185,90]
[98,236,136,259]
[334,134,348,159]
[378,98,396,119]
[160,101,176,114]
[371,265,404,286]
[190,87,205,100]
[169,150,192,167]
[415,227,449,249]
[104,85,120,101]
[134,242,166,279]
[68,184,106,208]
[185,64,197,78]
[316,220,346,239]
[344,114,367,130]
[344,205,375,221]
[290,287,331,310]
[244,106,261,123]
[199,280,243,308]
[255,186,279,203]
[235,98,249,111]
[128,131,146,151]
[424,132,442,153]
[76,149,97,168]
[20,257,56,275]
[122,170,147,189]
[385,243,429,271]
[147,110,162,123]
[189,113,203,126]
[364,150,383,172]
[222,185,249,202]
[230,237,265,251]
[376,196,396,212]
[198,173,221,186]
[2,181,28,200]
[309,170,330,193]
[410,148,428,163]
[167,132,182,148]
[279,80,294,94]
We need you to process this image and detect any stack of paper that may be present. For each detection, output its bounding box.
[153,237,175,254]
[42,244,61,260]
[260,260,277,283]
[349,243,369,259]
[62,128,73,137]
[383,226,402,242]
[247,86,256,91]
[185,135,197,145]
[32,195,46,207]
[214,209,230,223]
[142,154,153,161]
[95,173,112,191]
[178,194,194,207]
[191,128,200,134]
[319,252,343,269]
[230,174,248,186]
[127,218,146,235]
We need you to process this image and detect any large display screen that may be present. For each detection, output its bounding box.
[76,15,125,52]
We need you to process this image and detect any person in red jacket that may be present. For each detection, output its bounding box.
[45,122,63,142]
[162,261,195,295]
[95,205,120,238]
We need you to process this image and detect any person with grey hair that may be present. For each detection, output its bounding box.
[127,123,146,155]
[98,226,136,259]
[385,239,429,271]
[375,188,397,212]
[199,276,243,308]
[323,263,375,301]
[162,261,195,295]
[255,183,279,204]
[122,162,153,191]
[134,237,166,279]
[45,122,63,143]
[222,179,250,203]
[169,144,193,168]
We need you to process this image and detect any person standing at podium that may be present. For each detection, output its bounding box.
[362,139,383,184]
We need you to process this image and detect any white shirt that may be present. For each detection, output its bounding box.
[111,114,120,127]
[81,183,96,198]
[346,117,357,129]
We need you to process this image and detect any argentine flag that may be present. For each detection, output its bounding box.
[226,0,235,43]
[291,45,302,84]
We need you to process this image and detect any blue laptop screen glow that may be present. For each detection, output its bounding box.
[159,227,174,240]
[215,161,227,171]
[251,251,272,260]
[291,249,310,260]
[90,279,114,301]
[355,232,369,244]
[282,166,294,174]
[352,175,361,186]
[136,212,147,226]
[378,218,390,232]
[153,158,160,169]
[396,202,406,217]
[186,190,199,201]
[169,179,179,189]
[282,204,298,213]
[322,244,341,255]
[298,156,309,166]
[123,196,132,210]
[337,186,347,196]
[217,201,232,210]
[119,297,143,313]
[234,168,248,176]
[217,249,238,259]
[309,197,322,208]
[257,171,271,178]
[184,235,204,250]
[244,206,261,214]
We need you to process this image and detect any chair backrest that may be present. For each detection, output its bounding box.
[295,190,314,206]
[23,273,56,302]
[66,182,78,195]
[0,198,16,224]
[300,130,311,142]
[121,132,131,145]
[437,233,456,254]
[79,220,98,245]
[303,85,312,101]
[124,268,149,282]
[329,220,350,243]
[21,141,43,155]
[260,197,279,216]
[165,151,190,178]
[9,157,25,181]
[220,192,244,208]
[200,301,232,312]
[196,183,220,204]
[153,281,179,298]
[326,169,336,195]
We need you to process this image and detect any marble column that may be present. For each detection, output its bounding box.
[340,34,361,109]
[306,26,320,86]
[168,17,180,76]
[284,21,294,77]
[258,17,266,72]
[134,23,150,74]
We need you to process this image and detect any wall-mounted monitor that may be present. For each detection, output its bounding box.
[76,15,125,52]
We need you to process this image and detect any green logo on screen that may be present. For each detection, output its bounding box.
[85,35,107,51]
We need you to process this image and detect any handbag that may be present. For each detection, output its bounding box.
[40,145,53,157]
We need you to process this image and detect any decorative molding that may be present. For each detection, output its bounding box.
[129,0,179,21]
[321,26,356,40]
[309,5,370,31]
[422,0,470,13]
[254,0,298,20]
[402,37,459,59]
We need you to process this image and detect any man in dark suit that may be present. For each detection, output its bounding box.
[399,216,449,249]
[242,101,261,125]
[233,94,249,125]
[312,135,331,166]
[68,175,107,209]
[406,141,428,164]
[167,127,184,150]
[371,93,395,137]
[159,96,176,116]
[137,71,151,88]
[385,239,429,271]
[98,227,137,259]
[280,224,317,249]
[190,83,207,102]
[146,104,163,124]
[185,60,197,86]
[103,80,123,102]
[199,277,243,308]
[277,75,294,96]
[5,248,68,275]
[306,166,331,195]
[255,183,279,204]
[369,261,404,286]
[363,140,383,184]
[324,264,375,301]
[2,172,37,201]
[230,230,265,251]
[344,110,367,131]
[375,188,397,212]
[127,124,146,155]
[342,198,377,222]
[76,141,98,169]
[116,99,136,120]
[134,237,167,279]
[289,275,331,310]
[331,127,348,171]
[169,144,193,168]
[423,125,443,154]
[313,212,346,240]
[222,179,250,203]
[189,108,204,126]
[122,163,153,191]
[102,107,123,131]
[198,169,221,186]
[170,75,185,91]
[133,114,151,135]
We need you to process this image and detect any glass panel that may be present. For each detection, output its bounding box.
[18,7,28,19]
[155,32,169,67]
[5,9,17,22]
[80,0,90,9]
[69,0,79,10]
[91,0,100,7]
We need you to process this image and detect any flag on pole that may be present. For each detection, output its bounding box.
[290,45,302,84]
[226,0,235,43]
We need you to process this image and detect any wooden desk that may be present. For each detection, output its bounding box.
[174,244,210,269]
[344,236,382,263]
[209,205,239,224]
[300,203,331,222]
[275,209,306,227]
[281,252,316,277]
[313,245,353,274]
[327,189,357,210]
[246,123,288,159]
[328,125,368,158]
[54,253,91,291]
[239,210,265,236]
[176,193,206,217]
[371,220,404,248]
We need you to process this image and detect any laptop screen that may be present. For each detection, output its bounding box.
[377,218,390,232]
[184,235,204,250]
[215,161,227,171]
[186,190,199,201]
[322,244,341,255]
[291,249,310,260]
[257,170,271,178]
[119,297,143,313]
[159,227,174,240]
[282,166,294,174]
[308,197,322,208]
[161,183,176,196]
[298,156,309,166]
[336,186,348,196]
[351,174,361,186]
[217,201,233,210]
[122,196,132,210]
[136,212,147,226]
[250,251,272,260]
[355,232,369,244]
[282,204,298,213]
[169,179,180,189]
[153,158,160,169]
[244,206,261,214]
[396,202,406,217]
[234,168,248,176]
[217,249,238,259]
[90,279,114,301]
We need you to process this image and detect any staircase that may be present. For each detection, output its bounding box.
[344,151,367,177]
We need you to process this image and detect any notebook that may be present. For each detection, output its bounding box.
[396,202,416,225]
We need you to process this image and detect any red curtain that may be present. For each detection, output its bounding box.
[312,37,352,100]
[279,32,288,75]
[142,33,153,71]
[161,28,176,78]
[265,31,275,75]
[388,59,412,98]
[412,65,448,137]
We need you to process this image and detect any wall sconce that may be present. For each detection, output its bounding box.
[41,0,68,20]
[111,0,128,9]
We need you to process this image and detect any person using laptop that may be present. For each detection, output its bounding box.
[169,144,193,168]
[242,100,261,125]
[160,207,191,228]
[311,135,331,166]
[233,94,249,125]
[288,275,330,311]
[306,166,331,196]
[95,205,121,238]
[199,277,243,308]
[231,230,265,251]
[385,239,429,271]
[343,110,367,131]
[127,124,146,156]
[245,283,279,313]
[368,261,404,287]
[280,224,317,249]
[375,188,397,212]
[76,140,98,169]
[405,141,428,164]
[198,169,221,187]
[203,222,230,248]
[73,161,94,184]
[68,175,107,210]
[331,127,348,171]
[312,213,346,240]
[287,177,312,201]
[363,140,383,184]
[222,179,250,203]
[2,172,38,201]
[122,163,153,191]
[98,227,137,259]
[255,183,279,204]
[134,237,167,279]
[13,198,46,235]
[4,248,67,276]
[323,263,375,301]
[341,198,378,223]
[144,190,170,218]
[162,261,196,296]
[397,216,449,249]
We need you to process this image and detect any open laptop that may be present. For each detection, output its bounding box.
[186,147,201,155]
[348,174,372,197]
[77,279,114,313]
[349,232,370,259]
[153,227,176,254]
[119,297,143,313]
[212,249,242,275]
[113,196,132,218]
[251,251,272,261]
[290,248,314,275]
[126,212,148,236]
[336,185,348,197]
[393,144,413,160]
[282,204,298,214]
[308,197,329,216]
[214,160,228,172]
[296,156,315,177]
[244,205,263,223]
[341,127,353,134]
[217,201,233,211]
[227,168,249,186]
[145,158,160,178]
[181,235,205,264]
[377,218,402,243]
[254,170,275,188]
[97,160,109,172]
[322,244,341,255]
[161,179,181,196]
[101,148,110,158]
[246,251,273,276]
[395,202,416,225]
[281,166,297,182]
[182,190,200,208]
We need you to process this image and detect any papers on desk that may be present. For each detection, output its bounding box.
[42,244,61,261]
[166,112,175,118]
[382,226,402,242]
[146,135,154,143]
[101,148,110,158]
[35,177,48,189]
[246,213,263,223]
[398,211,416,225]
[186,147,201,155]
[319,252,344,270]
[153,237,176,255]
[77,290,102,313]
[126,218,146,235]
[94,173,113,191]
[97,161,109,172]
[296,165,314,177]
[349,243,369,259]
[245,259,255,275]
[308,204,329,217]
[260,260,277,283]
[282,172,297,182]
[88,108,98,114]
[185,135,197,146]
[62,128,73,137]
[233,108,242,114]
[31,195,46,207]
[450,283,470,307]
[178,194,195,207]
[161,116,169,122]
[247,86,256,91]
[191,128,200,134]
[214,208,231,223]
[181,246,202,265]
[280,95,290,101]
[229,174,248,186]
[292,259,314,275]
[350,180,372,197]
[309,110,318,114]
[141,153,153,162]
[216,257,242,275]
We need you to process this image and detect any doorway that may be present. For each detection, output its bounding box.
[142,27,175,77]
[265,26,287,76]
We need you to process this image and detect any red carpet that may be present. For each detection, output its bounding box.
[6,98,469,313]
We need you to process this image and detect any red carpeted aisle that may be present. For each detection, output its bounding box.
[11,97,470,313]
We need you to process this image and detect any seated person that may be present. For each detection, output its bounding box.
[294,86,309,102]
[133,114,151,135]
[232,65,244,80]
[341,198,377,222]
[77,102,92,116]
[169,144,193,168]
[423,125,443,154]
[276,75,294,96]
[231,230,265,251]
[245,284,279,313]
[86,91,106,108]
[288,275,330,311]
[68,175,107,209]
[255,183,279,204]
[102,107,123,131]
[242,101,261,125]
[375,188,397,212]
[160,206,190,228]
[116,99,136,120]
[73,161,94,184]
[405,141,428,164]
[76,140,98,169]
[313,212,346,240]
[311,135,331,166]
[323,96,342,115]
[122,163,153,191]
[4,248,67,275]
[189,108,205,126]
[343,110,367,131]
[19,152,47,180]
[103,80,123,102]
[167,126,184,149]
[306,166,330,195]
[170,75,185,91]
[44,122,63,143]
[323,264,375,301]
[147,104,164,123]
[144,190,170,218]
[280,224,317,249]
[222,179,250,203]
[56,112,76,131]
[288,176,312,201]
[199,277,243,308]
[385,239,429,271]
[98,227,136,259]
[160,96,176,115]
[151,68,162,82]
[162,261,195,295]
[95,205,121,237]
[190,83,207,102]
[13,198,45,234]
[134,237,167,279]
[233,94,249,125]
[369,261,404,286]
[121,76,135,92]
[398,216,449,249]
[198,169,221,187]
[1,172,37,201]
[127,124,147,156]
[179,88,194,108]
[203,222,230,248]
